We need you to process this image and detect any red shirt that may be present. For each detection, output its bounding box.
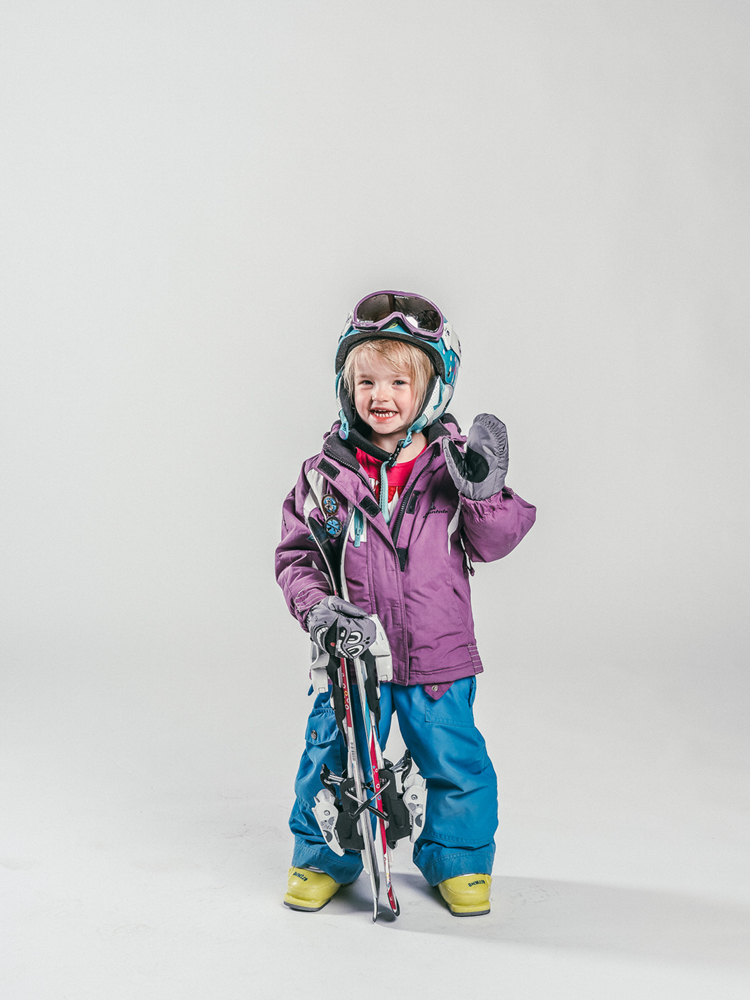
[356,447,424,503]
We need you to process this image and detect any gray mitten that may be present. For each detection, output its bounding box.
[306,596,377,659]
[442,413,509,501]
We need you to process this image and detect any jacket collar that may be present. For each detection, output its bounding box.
[322,413,461,468]
[315,417,461,540]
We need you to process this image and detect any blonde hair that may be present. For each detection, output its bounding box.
[343,339,435,408]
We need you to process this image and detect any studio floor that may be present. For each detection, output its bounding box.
[3,774,749,1000]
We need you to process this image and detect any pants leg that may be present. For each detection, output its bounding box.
[288,685,394,883]
[289,678,496,887]
[392,677,497,885]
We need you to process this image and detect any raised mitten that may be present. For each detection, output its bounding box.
[442,413,509,501]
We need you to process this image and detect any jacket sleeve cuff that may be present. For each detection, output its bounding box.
[291,587,330,629]
[460,486,516,516]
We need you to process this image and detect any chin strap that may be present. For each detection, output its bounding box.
[338,410,350,440]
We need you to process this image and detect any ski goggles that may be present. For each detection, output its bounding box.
[352,291,444,341]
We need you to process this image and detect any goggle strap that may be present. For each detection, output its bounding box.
[355,313,442,342]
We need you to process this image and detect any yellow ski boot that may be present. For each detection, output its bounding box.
[438,874,492,916]
[284,867,342,912]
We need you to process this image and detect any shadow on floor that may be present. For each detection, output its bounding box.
[378,873,750,967]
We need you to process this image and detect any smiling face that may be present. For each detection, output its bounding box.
[352,352,421,447]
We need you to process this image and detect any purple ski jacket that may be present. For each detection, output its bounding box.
[275,417,536,691]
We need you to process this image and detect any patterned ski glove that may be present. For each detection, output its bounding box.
[306,596,377,659]
[442,413,509,501]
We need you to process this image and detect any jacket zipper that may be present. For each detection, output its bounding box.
[323,436,441,545]
[390,454,435,546]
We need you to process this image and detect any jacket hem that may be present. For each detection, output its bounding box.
[397,659,483,687]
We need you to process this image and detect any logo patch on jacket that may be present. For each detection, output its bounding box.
[423,505,449,518]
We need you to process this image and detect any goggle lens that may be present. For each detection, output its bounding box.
[353,292,443,339]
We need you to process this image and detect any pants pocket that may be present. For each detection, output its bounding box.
[424,676,477,727]
[294,703,343,805]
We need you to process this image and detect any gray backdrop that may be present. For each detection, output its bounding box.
[2,2,749,998]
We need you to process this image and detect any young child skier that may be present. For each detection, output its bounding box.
[276,290,536,916]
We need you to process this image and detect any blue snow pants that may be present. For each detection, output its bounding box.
[289,677,498,886]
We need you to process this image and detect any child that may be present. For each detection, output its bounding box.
[275,290,536,915]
